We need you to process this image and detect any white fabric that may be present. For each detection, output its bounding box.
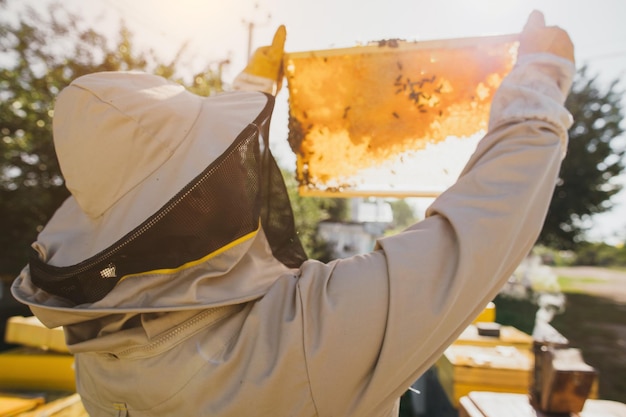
[54,72,202,218]
[41,84,268,267]
[12,53,575,417]
[488,53,574,158]
[233,71,277,95]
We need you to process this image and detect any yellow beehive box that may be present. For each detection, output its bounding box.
[284,34,518,197]
[435,344,533,407]
[0,394,45,416]
[472,302,496,324]
[458,392,619,417]
[0,347,75,392]
[18,393,88,417]
[4,315,68,353]
[454,324,534,350]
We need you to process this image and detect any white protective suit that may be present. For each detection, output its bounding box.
[13,52,575,417]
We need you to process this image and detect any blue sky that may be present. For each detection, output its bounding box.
[10,0,626,243]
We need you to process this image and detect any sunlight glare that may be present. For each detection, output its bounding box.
[453,0,525,37]
[128,0,258,78]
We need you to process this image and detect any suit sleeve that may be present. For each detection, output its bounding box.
[297,53,576,417]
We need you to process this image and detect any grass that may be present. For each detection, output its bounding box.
[494,291,626,404]
[556,275,605,293]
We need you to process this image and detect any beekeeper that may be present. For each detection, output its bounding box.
[13,10,574,417]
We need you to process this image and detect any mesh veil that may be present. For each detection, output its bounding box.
[29,94,307,306]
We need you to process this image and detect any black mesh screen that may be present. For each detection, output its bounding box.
[261,149,307,268]
[258,107,308,269]
[30,95,307,306]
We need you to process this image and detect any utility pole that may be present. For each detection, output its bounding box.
[242,3,271,62]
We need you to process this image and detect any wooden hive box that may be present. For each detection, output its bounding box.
[538,348,598,413]
[0,393,88,417]
[0,347,75,392]
[4,315,68,353]
[459,391,626,417]
[18,393,88,417]
[435,344,533,407]
[454,324,534,350]
[0,395,45,416]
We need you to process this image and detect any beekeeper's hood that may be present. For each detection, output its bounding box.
[12,71,306,327]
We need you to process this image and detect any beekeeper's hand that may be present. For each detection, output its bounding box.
[233,25,286,95]
[518,10,574,63]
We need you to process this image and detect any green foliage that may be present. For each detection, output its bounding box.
[282,169,348,261]
[384,199,419,238]
[535,242,626,267]
[531,245,576,267]
[572,241,626,267]
[493,293,539,335]
[0,1,224,275]
[551,293,626,402]
[496,292,626,402]
[388,199,417,229]
[539,66,625,249]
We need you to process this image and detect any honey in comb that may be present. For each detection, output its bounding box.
[285,35,518,196]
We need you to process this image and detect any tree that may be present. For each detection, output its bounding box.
[538,66,625,249]
[282,169,349,261]
[574,241,626,267]
[388,199,417,230]
[0,2,225,276]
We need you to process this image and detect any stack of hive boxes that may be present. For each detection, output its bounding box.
[434,303,535,408]
[1,315,84,416]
